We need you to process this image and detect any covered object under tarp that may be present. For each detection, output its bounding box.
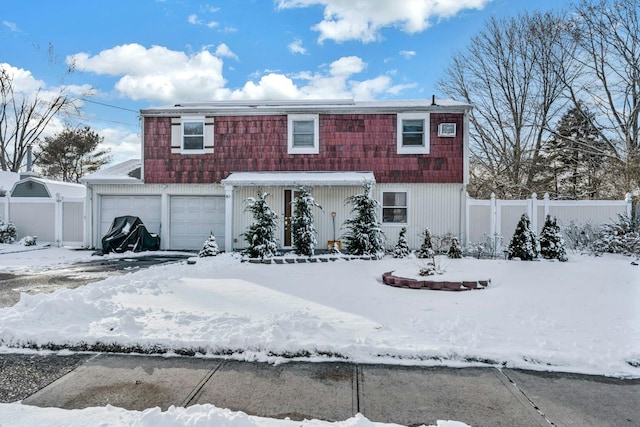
[101,215,160,253]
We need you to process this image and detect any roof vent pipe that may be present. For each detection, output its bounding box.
[27,144,33,172]
[431,95,437,106]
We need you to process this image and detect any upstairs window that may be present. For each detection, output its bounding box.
[288,114,319,154]
[438,122,457,137]
[171,116,214,154]
[382,191,408,224]
[397,113,430,154]
[183,120,204,150]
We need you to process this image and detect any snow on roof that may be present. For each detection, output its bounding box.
[141,98,472,116]
[10,176,86,198]
[0,171,20,194]
[221,171,376,187]
[80,159,142,184]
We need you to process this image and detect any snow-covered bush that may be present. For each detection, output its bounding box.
[591,214,640,256]
[21,235,37,246]
[342,183,385,258]
[448,237,462,259]
[242,191,279,259]
[508,214,539,261]
[199,233,220,257]
[419,262,437,276]
[0,220,17,244]
[469,233,503,259]
[416,228,434,259]
[539,215,568,262]
[291,187,322,256]
[562,220,598,252]
[393,227,410,258]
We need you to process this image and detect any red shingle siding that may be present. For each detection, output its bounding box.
[143,113,464,184]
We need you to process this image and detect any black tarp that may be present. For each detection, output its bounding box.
[101,215,160,254]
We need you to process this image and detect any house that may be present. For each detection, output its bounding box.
[82,98,472,252]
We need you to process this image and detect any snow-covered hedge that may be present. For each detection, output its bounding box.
[0,220,17,244]
[591,214,640,256]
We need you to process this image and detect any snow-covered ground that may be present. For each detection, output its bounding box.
[0,244,638,426]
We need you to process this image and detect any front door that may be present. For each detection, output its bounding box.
[283,189,299,247]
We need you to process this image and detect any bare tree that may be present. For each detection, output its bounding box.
[438,12,570,198]
[0,64,76,172]
[563,0,640,196]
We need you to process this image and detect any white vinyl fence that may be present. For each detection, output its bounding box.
[0,195,85,247]
[466,192,633,246]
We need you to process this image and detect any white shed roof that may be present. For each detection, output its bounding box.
[80,159,142,184]
[221,171,375,187]
[10,176,86,198]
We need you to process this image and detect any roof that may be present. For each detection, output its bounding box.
[10,176,86,198]
[80,159,142,184]
[221,171,376,187]
[141,98,472,116]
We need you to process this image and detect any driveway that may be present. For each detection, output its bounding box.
[0,253,193,308]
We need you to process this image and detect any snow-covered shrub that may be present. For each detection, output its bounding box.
[242,191,279,259]
[393,227,410,258]
[539,215,567,262]
[342,183,385,258]
[419,262,437,276]
[0,220,17,244]
[416,228,434,259]
[291,187,322,256]
[591,214,640,256]
[469,233,503,259]
[21,235,37,246]
[432,232,454,255]
[448,237,462,259]
[199,233,220,257]
[508,214,539,261]
[562,220,598,252]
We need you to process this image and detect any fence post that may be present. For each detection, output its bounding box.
[490,192,497,239]
[464,191,469,247]
[625,193,632,217]
[530,193,537,232]
[55,193,63,247]
[4,193,9,223]
[543,193,550,219]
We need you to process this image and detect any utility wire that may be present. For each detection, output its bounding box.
[78,97,139,113]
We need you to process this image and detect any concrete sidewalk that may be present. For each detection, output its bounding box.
[4,353,639,427]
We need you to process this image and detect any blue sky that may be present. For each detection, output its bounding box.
[1,0,572,165]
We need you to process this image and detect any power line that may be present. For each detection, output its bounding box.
[78,97,139,113]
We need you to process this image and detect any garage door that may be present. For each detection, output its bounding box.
[170,196,225,250]
[100,195,162,238]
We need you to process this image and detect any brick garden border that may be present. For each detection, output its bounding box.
[382,271,490,291]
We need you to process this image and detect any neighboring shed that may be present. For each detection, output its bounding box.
[2,176,86,246]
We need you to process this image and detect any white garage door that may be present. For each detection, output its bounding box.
[100,196,162,237]
[170,196,225,250]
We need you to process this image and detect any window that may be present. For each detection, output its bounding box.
[170,116,214,154]
[183,120,204,150]
[382,191,408,224]
[438,122,457,137]
[397,113,430,154]
[288,114,319,154]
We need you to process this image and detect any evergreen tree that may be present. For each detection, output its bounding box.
[342,183,385,258]
[448,237,463,259]
[539,215,567,261]
[198,232,220,257]
[541,103,611,199]
[393,227,410,258]
[417,228,434,259]
[36,126,111,183]
[508,214,539,261]
[291,187,322,256]
[242,191,278,259]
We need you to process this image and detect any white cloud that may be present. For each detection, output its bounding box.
[99,128,141,164]
[187,13,218,28]
[277,0,491,43]
[69,44,412,102]
[288,39,308,55]
[2,21,19,33]
[399,50,416,59]
[215,43,238,61]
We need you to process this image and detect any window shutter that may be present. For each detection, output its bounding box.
[204,118,214,153]
[171,117,181,154]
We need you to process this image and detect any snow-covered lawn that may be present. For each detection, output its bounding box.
[0,245,638,426]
